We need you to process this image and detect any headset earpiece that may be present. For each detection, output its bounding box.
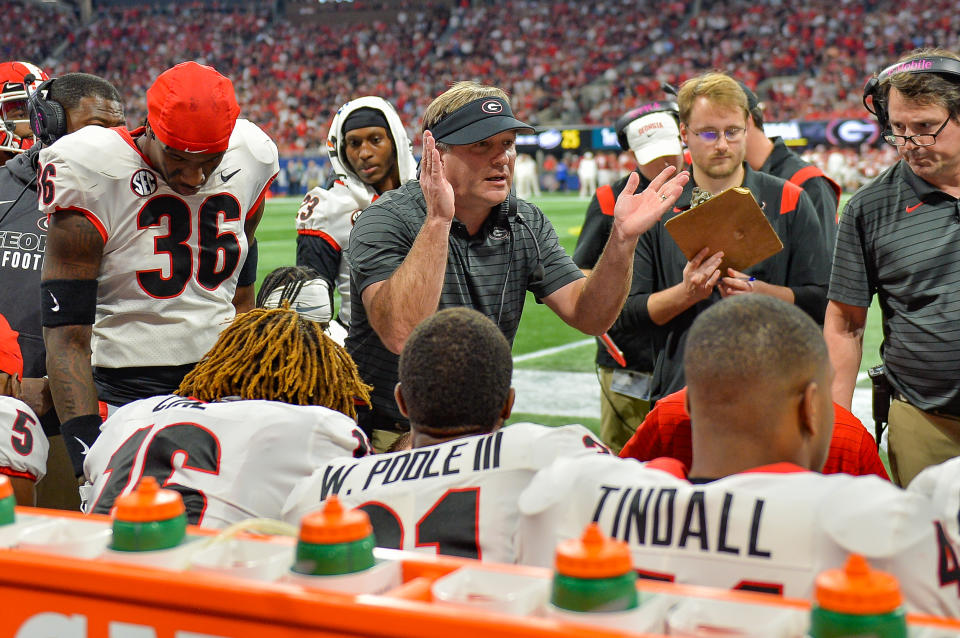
[27,77,67,146]
[863,55,960,130]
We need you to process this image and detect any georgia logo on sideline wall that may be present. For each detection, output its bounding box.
[481,100,503,114]
[130,169,158,197]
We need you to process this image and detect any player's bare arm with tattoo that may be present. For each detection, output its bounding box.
[41,211,104,475]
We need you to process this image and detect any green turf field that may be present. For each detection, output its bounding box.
[256,192,883,432]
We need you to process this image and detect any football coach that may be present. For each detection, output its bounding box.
[345,80,689,449]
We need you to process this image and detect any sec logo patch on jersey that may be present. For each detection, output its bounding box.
[130,169,159,197]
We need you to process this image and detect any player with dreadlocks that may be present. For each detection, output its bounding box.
[81,306,372,527]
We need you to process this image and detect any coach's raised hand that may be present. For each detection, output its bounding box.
[420,130,455,223]
[612,166,689,240]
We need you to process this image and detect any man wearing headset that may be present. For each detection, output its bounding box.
[574,102,686,452]
[346,81,688,450]
[0,72,123,509]
[827,48,960,487]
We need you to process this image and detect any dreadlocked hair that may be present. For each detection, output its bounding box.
[177,305,370,418]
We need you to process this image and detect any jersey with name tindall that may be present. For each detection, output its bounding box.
[518,455,956,616]
[38,121,279,368]
[282,422,609,563]
[83,395,369,528]
[0,396,47,483]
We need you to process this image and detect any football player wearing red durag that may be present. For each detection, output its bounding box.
[620,387,889,480]
[0,314,47,506]
[39,61,279,477]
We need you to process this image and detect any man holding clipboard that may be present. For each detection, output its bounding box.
[615,72,830,404]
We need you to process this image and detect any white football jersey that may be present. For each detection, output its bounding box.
[38,121,279,368]
[83,395,370,528]
[0,396,47,482]
[519,455,957,617]
[296,183,359,325]
[282,423,610,563]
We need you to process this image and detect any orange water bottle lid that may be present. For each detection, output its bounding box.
[816,554,902,614]
[0,475,11,499]
[113,476,185,522]
[299,495,373,544]
[555,523,633,579]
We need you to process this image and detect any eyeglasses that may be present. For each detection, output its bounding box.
[883,117,951,147]
[690,127,745,143]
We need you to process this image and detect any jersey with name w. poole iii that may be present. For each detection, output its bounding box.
[518,455,957,616]
[83,395,369,528]
[282,423,610,563]
[37,121,279,368]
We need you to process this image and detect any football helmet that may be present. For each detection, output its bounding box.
[0,61,48,153]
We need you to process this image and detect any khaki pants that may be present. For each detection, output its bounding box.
[598,366,651,454]
[888,398,960,487]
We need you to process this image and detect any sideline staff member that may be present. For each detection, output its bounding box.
[617,72,829,403]
[574,101,685,452]
[347,81,688,446]
[826,48,960,486]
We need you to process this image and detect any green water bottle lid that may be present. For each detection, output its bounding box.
[110,476,186,552]
[292,495,376,576]
[551,523,638,613]
[0,475,15,526]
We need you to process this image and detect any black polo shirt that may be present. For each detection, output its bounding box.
[573,171,655,373]
[619,164,829,402]
[0,150,45,378]
[830,160,960,415]
[762,137,841,252]
[347,180,583,425]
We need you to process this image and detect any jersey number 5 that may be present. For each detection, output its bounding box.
[358,488,481,559]
[137,194,244,298]
[90,422,221,524]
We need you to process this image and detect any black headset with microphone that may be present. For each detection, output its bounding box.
[25,74,68,147]
[495,194,544,328]
[863,56,960,129]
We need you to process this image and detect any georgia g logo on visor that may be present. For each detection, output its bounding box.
[481,100,504,114]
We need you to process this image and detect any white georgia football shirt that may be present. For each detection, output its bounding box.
[38,120,279,368]
[519,455,957,617]
[282,422,610,563]
[0,396,47,483]
[83,395,370,528]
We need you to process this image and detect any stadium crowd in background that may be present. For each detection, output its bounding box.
[8,0,960,618]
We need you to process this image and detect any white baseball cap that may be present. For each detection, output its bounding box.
[624,112,683,166]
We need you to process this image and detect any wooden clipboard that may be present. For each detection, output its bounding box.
[664,187,783,273]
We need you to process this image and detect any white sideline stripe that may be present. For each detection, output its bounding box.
[513,338,593,363]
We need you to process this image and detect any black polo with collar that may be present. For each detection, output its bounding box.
[830,160,960,414]
[346,180,583,428]
[618,164,829,403]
